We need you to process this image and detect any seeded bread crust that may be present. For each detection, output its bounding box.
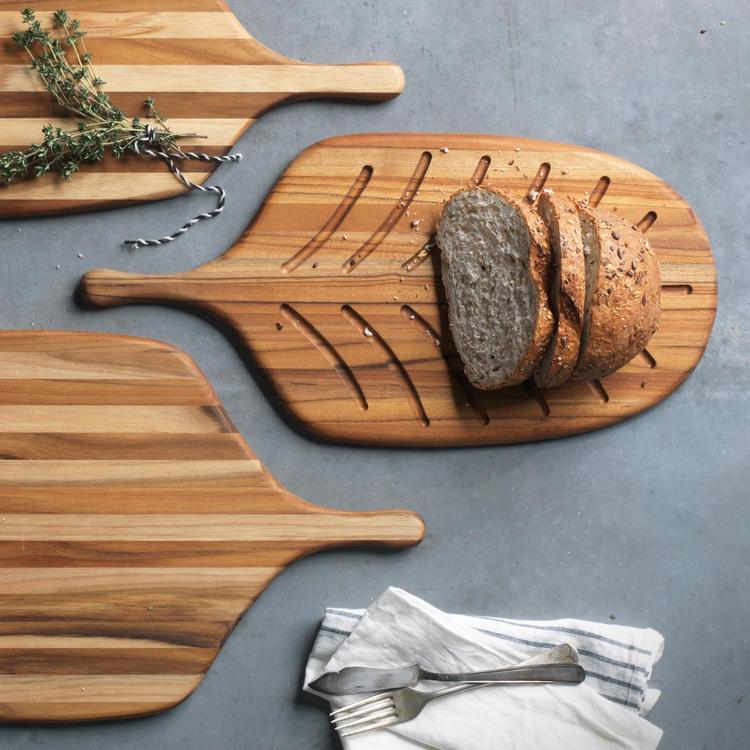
[436,186,553,390]
[572,205,661,379]
[534,191,586,388]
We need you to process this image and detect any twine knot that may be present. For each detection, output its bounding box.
[124,125,243,249]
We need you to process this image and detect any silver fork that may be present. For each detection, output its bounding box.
[331,662,585,737]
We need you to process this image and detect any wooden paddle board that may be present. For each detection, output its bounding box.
[0,1,404,216]
[0,330,424,722]
[80,133,718,446]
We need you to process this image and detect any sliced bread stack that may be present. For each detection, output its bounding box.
[436,186,660,390]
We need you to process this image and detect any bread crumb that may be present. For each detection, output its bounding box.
[514,146,521,152]
[275,322,284,331]
[410,218,422,229]
[363,327,374,338]
[440,146,450,153]
[561,169,568,175]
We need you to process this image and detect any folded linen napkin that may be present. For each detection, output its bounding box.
[304,588,664,749]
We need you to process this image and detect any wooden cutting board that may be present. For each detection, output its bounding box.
[80,133,718,447]
[0,330,423,723]
[0,1,403,216]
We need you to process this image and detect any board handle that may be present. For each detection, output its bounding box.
[311,508,425,551]
[79,268,191,309]
[282,62,405,102]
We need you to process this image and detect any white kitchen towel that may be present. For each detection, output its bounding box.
[304,588,664,750]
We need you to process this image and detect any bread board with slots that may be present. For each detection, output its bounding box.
[0,330,423,722]
[80,133,718,447]
[0,0,404,216]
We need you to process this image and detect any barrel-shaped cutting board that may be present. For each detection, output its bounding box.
[0,330,423,722]
[0,1,403,216]
[80,133,718,446]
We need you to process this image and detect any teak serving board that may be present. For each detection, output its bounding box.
[81,133,718,447]
[0,330,423,723]
[0,1,403,216]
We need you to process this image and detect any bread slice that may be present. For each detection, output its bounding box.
[534,191,586,388]
[436,187,553,389]
[573,205,661,379]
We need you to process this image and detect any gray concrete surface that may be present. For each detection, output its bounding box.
[1,0,747,747]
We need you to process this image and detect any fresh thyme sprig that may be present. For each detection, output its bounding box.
[0,8,186,184]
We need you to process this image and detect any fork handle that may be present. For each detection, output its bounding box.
[420,663,585,684]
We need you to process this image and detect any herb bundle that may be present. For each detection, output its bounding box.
[1,9,241,247]
[0,8,184,185]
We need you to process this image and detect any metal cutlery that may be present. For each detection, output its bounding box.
[331,662,586,737]
[312,642,579,695]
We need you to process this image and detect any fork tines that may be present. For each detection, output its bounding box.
[331,693,399,737]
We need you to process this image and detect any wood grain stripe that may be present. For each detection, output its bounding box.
[0,488,311,514]
[0,65,406,94]
[0,118,247,146]
[0,381,221,405]
[0,433,251,459]
[0,541,309,567]
[0,349,203,379]
[0,674,202,702]
[0,635,195,649]
[0,460,261,482]
[0,1,226,10]
[0,619,231,648]
[0,91,274,118]
[0,647,217,675]
[0,567,278,594]
[0,12,246,38]
[0,514,423,542]
[0,700,192,722]
[0,406,232,432]
[0,172,204,200]
[0,38,287,66]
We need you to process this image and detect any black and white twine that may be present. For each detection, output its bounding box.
[124,125,242,249]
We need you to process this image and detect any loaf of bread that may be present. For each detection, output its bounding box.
[435,186,660,390]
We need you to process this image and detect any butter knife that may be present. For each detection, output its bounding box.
[309,643,581,695]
